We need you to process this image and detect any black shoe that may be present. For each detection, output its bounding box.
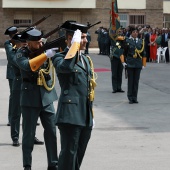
[117,89,125,93]
[12,140,20,147]
[24,166,31,170]
[36,122,40,126]
[47,165,58,170]
[7,122,10,126]
[112,90,117,93]
[133,100,139,103]
[129,100,133,104]
[34,137,44,145]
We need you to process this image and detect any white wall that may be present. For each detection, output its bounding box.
[2,0,96,8]
[118,0,146,9]
[164,1,170,14]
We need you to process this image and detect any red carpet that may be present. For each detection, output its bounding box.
[94,68,111,72]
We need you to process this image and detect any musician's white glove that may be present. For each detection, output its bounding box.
[45,48,58,58]
[142,66,145,69]
[71,29,81,44]
[122,62,127,68]
[41,38,47,44]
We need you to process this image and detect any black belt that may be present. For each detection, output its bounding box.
[22,75,51,83]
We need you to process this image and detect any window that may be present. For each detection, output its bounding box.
[163,15,170,28]
[129,15,145,26]
[14,12,32,27]
[119,14,129,28]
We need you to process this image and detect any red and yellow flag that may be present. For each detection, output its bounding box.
[109,0,121,40]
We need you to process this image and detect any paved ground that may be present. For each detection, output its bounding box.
[0,48,170,170]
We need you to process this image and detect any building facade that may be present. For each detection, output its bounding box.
[0,0,169,47]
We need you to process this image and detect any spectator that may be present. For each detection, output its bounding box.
[149,28,158,62]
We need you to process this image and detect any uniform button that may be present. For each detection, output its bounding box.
[75,70,78,72]
[25,88,27,89]
[17,79,18,80]
[64,90,68,95]
[68,100,71,102]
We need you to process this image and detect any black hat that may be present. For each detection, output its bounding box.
[61,21,88,33]
[12,34,26,43]
[61,20,76,30]
[4,26,18,35]
[21,28,42,41]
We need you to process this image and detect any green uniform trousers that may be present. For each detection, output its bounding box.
[111,57,123,91]
[21,103,58,168]
[11,89,21,141]
[127,68,141,101]
[58,124,92,170]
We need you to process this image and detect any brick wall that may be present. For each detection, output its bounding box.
[0,0,164,47]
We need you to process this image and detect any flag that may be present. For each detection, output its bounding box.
[109,0,121,40]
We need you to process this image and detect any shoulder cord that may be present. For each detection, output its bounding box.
[87,55,98,118]
[38,59,56,91]
[133,39,145,59]
[86,56,98,101]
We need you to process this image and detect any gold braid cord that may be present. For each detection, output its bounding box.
[133,39,145,59]
[37,59,55,91]
[86,56,98,102]
[87,56,97,118]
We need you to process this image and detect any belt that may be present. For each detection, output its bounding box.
[22,75,51,83]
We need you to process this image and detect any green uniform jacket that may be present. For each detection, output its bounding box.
[125,38,146,68]
[5,41,21,90]
[110,39,124,59]
[4,40,15,79]
[16,47,58,107]
[52,49,93,127]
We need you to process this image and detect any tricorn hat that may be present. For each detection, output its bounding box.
[4,26,18,35]
[21,28,42,41]
[12,33,26,43]
[61,20,88,33]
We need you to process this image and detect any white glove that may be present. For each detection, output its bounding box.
[122,62,127,68]
[92,119,95,129]
[41,38,47,44]
[45,48,58,58]
[142,66,145,69]
[71,29,81,44]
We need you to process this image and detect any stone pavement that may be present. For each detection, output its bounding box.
[0,48,170,170]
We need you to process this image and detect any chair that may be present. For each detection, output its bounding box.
[157,47,163,63]
[157,47,167,63]
[160,47,167,63]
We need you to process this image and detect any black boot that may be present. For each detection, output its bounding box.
[24,166,31,170]
[47,165,58,170]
